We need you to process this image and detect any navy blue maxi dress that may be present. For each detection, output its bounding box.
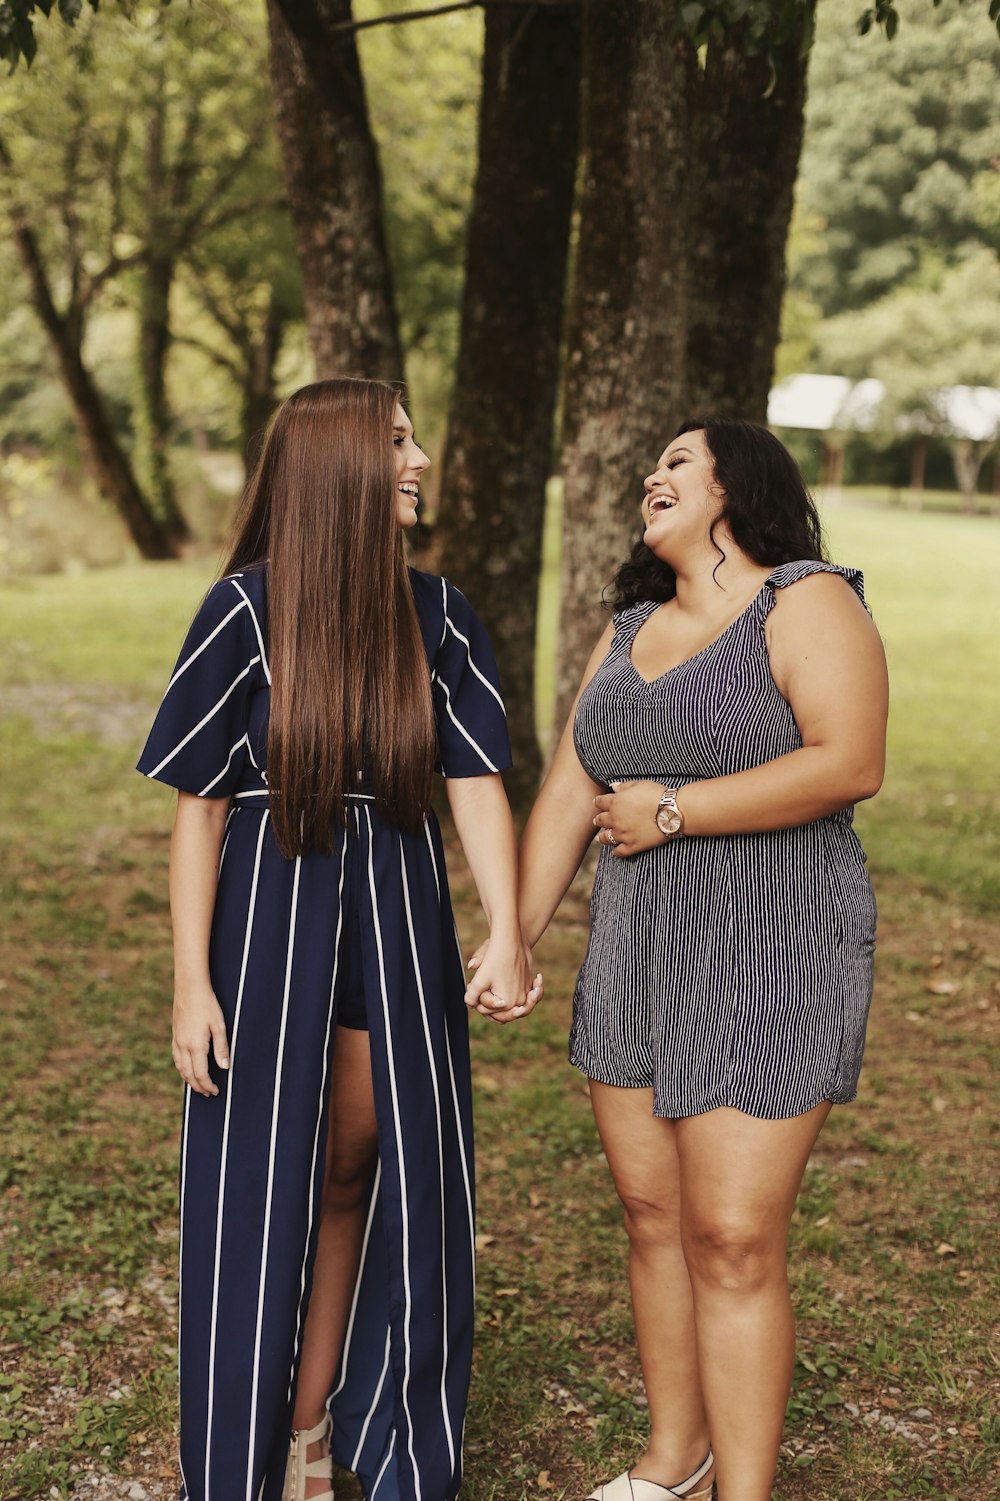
[137,565,511,1501]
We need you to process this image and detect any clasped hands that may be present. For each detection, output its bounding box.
[592,779,668,858]
[464,935,543,1025]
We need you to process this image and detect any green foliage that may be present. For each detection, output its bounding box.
[357,0,483,441]
[794,0,1000,318]
[816,247,1000,423]
[0,0,155,70]
[0,2,302,473]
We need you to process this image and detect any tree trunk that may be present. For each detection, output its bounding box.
[135,250,191,544]
[4,171,177,560]
[266,0,402,382]
[683,17,811,421]
[241,293,285,469]
[556,0,690,722]
[435,4,581,806]
[950,438,990,513]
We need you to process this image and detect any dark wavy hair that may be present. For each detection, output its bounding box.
[606,419,827,611]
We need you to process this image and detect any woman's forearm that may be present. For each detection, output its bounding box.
[518,782,596,948]
[678,740,884,837]
[170,792,230,985]
[445,774,520,938]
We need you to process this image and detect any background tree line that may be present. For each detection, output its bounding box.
[1,0,998,800]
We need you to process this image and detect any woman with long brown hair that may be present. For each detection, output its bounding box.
[138,379,540,1501]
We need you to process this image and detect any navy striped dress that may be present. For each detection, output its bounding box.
[570,560,877,1121]
[137,565,511,1501]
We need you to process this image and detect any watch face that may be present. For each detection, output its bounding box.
[657,807,683,837]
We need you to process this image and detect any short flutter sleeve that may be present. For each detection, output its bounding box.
[137,577,264,798]
[432,581,513,778]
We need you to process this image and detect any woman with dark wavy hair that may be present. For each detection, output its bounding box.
[511,420,887,1501]
[138,379,541,1501]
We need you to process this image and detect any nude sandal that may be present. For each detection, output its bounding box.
[587,1449,715,1501]
[282,1411,334,1501]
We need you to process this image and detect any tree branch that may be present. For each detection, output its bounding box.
[328,0,580,35]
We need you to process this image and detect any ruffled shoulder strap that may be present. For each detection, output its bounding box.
[765,559,866,609]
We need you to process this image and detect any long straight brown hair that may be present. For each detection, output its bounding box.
[222,379,436,856]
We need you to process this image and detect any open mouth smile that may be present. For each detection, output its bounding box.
[647,494,677,516]
[399,483,419,501]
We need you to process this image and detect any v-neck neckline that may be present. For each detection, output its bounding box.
[626,580,771,686]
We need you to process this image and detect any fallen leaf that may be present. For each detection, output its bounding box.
[474,1234,495,1252]
[495,1286,520,1298]
[931,1096,947,1114]
[935,1242,958,1257]
[537,1472,554,1491]
[926,980,960,996]
[814,1214,831,1228]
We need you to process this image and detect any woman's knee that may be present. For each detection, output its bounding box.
[618,1186,679,1249]
[681,1214,787,1295]
[323,1134,378,1215]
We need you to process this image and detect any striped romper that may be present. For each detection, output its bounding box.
[570,560,877,1121]
[138,564,511,1501]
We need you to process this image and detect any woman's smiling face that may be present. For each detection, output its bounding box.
[393,403,430,529]
[640,428,725,561]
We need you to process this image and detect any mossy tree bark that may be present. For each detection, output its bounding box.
[683,17,811,422]
[556,0,690,723]
[435,4,581,806]
[266,0,402,382]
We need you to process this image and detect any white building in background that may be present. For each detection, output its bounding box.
[768,374,1000,504]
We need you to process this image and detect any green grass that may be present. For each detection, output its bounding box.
[0,506,997,1499]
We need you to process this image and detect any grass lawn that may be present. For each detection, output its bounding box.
[0,504,997,1500]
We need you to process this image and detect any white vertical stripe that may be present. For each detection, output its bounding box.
[204,810,270,1501]
[424,834,476,1296]
[399,839,455,1472]
[363,807,421,1501]
[369,1427,397,1501]
[286,835,350,1403]
[332,1160,382,1399]
[350,1325,392,1471]
[245,855,302,1501]
[177,1086,192,1501]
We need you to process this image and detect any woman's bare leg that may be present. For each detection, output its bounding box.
[677,1102,831,1501]
[292,1026,379,1495]
[589,1082,713,1489]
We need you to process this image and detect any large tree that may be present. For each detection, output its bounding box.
[683,8,812,421]
[435,2,581,802]
[266,0,402,381]
[556,0,691,716]
[0,2,288,552]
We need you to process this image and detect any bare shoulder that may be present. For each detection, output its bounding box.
[768,570,875,639]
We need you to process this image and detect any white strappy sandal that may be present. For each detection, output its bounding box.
[587,1449,715,1501]
[282,1411,334,1501]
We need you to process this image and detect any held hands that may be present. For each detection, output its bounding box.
[592,780,668,858]
[173,980,230,1097]
[464,935,543,1025]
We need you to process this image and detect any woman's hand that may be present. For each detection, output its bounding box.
[172,980,230,1096]
[592,780,668,858]
[464,936,543,1024]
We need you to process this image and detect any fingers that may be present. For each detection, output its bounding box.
[173,1037,219,1097]
[211,1016,231,1072]
[464,965,495,1008]
[473,973,544,1024]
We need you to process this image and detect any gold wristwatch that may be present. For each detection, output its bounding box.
[655,786,685,839]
